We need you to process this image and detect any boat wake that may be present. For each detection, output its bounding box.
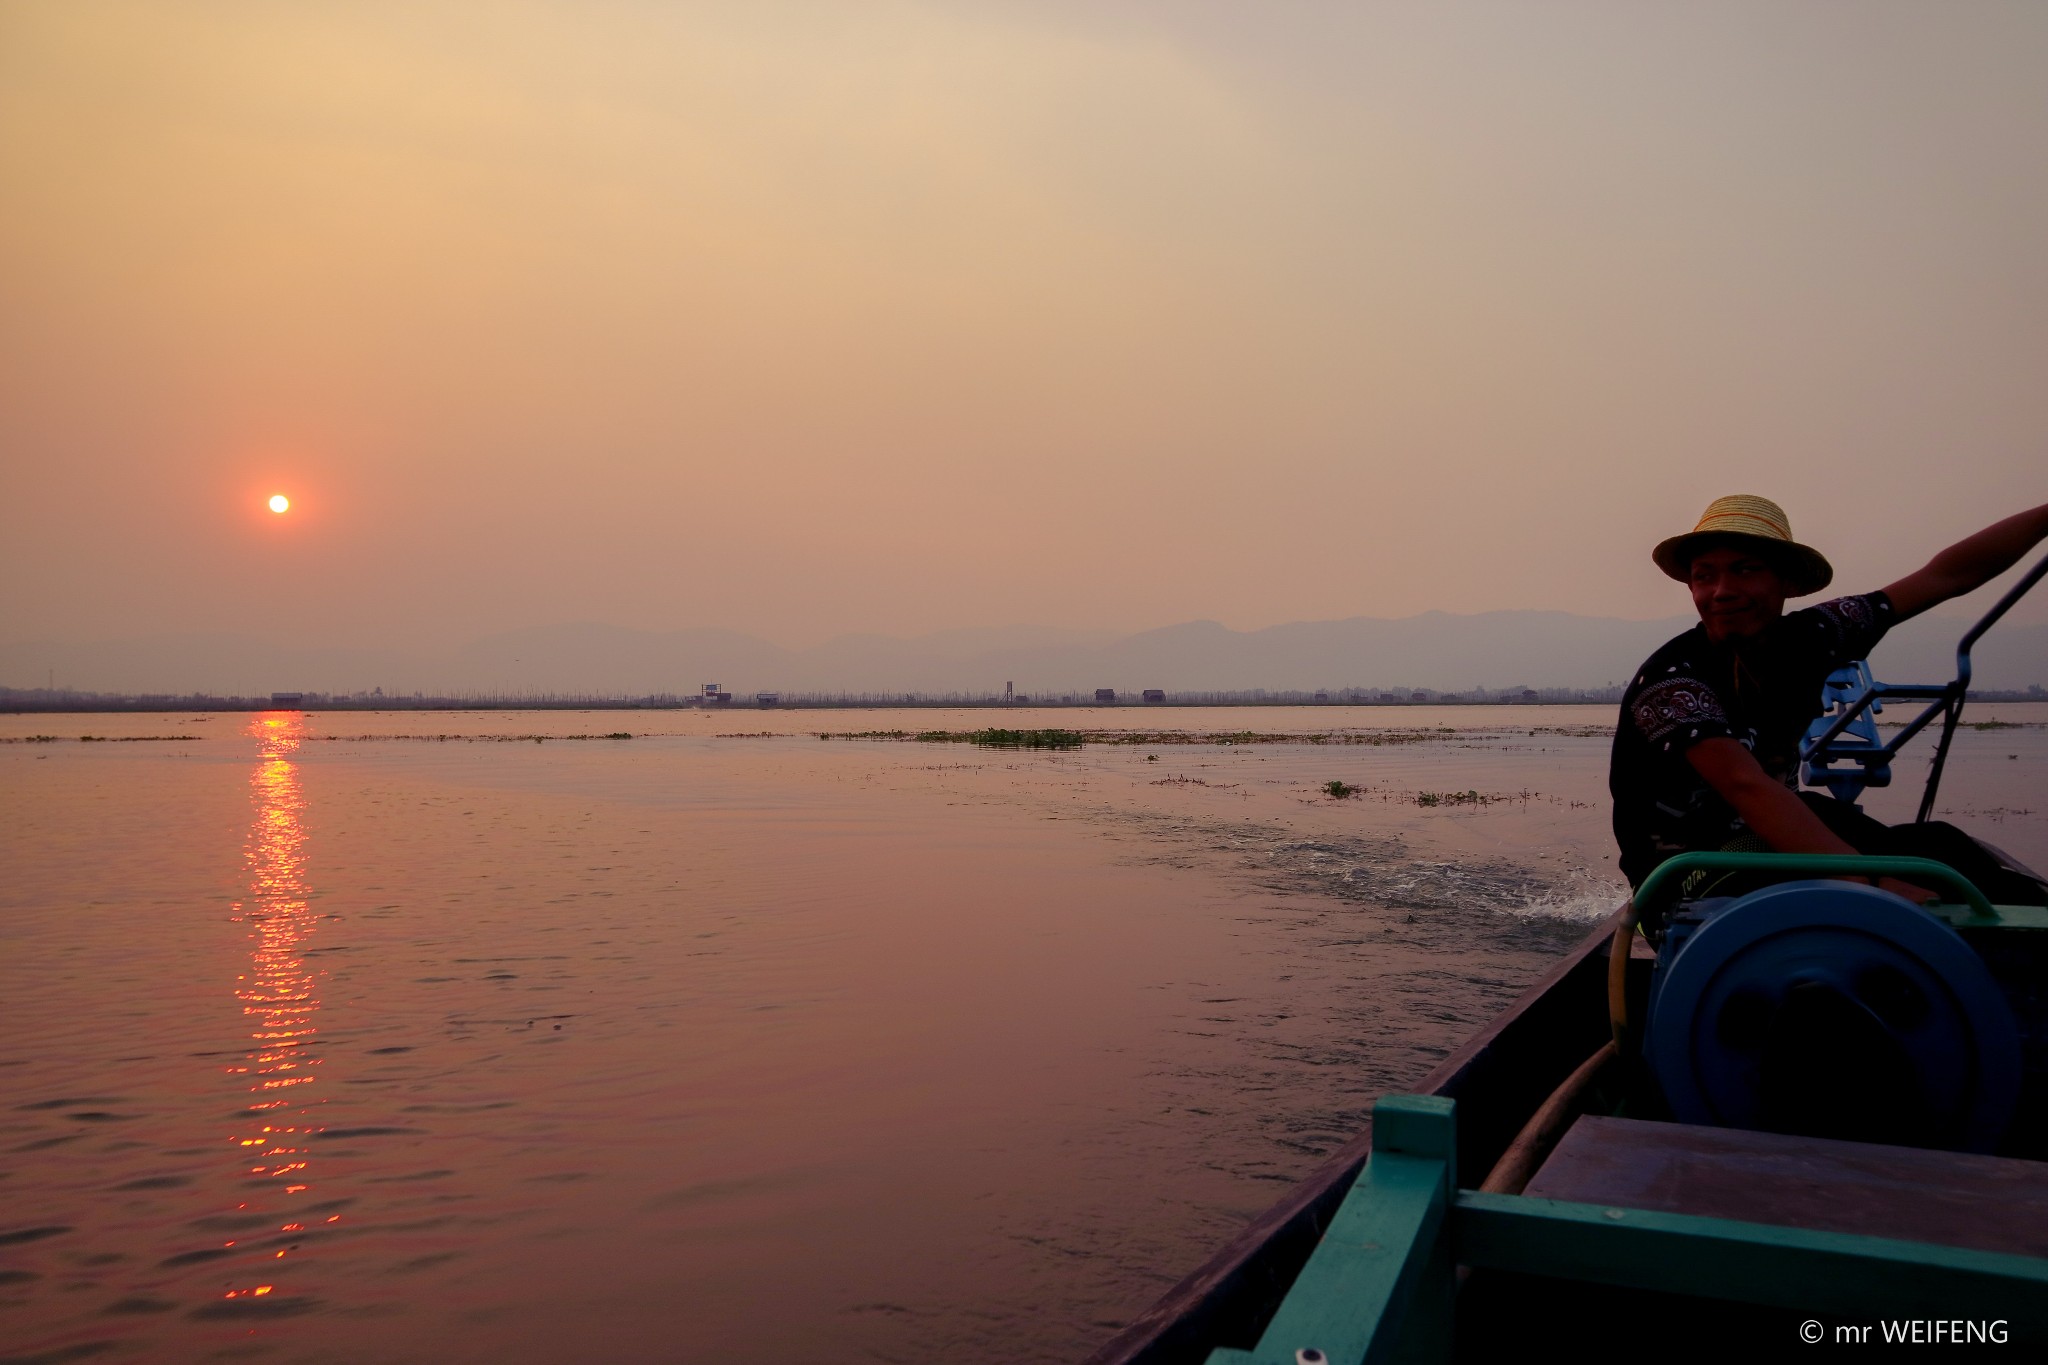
[1502,881,1625,923]
[1085,808,1622,925]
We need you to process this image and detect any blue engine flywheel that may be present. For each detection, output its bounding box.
[1644,879,2021,1152]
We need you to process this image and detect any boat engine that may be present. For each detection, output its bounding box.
[1643,878,2022,1152]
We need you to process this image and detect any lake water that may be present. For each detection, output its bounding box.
[3,704,2043,1364]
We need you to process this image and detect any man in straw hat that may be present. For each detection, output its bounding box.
[1610,493,2048,909]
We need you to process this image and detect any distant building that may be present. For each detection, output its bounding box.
[1313,691,1329,702]
[1095,688,1117,704]
[703,683,731,705]
[1142,689,1165,704]
[1411,691,1428,702]
[270,692,304,707]
[755,692,780,706]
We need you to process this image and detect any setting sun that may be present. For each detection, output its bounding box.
[268,494,290,514]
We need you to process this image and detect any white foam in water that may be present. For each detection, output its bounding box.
[1507,880,1627,923]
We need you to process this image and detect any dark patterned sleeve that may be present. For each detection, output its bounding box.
[1802,592,1896,666]
[1629,673,1735,754]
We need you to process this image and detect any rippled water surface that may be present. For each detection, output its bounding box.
[3,705,2043,1363]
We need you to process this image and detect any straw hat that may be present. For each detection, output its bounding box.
[1652,494,1833,596]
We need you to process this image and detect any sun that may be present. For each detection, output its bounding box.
[268,494,291,514]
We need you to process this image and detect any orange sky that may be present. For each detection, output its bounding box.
[4,2,2045,651]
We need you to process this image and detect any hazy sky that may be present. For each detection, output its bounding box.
[4,1,2045,652]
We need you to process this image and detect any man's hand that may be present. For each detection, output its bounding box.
[1875,875,1939,906]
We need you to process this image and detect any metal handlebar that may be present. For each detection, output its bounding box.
[1953,549,2048,670]
[1920,550,2048,818]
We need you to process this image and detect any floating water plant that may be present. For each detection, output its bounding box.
[1416,789,1487,807]
[1413,789,1531,807]
[1323,780,1358,799]
[917,728,1085,749]
[0,735,200,743]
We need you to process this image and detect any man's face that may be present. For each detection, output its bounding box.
[1688,545,1789,642]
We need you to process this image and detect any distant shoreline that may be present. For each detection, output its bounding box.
[4,691,2043,715]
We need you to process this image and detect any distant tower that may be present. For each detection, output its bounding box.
[1005,680,1013,699]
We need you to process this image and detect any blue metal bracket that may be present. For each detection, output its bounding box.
[1799,550,2048,818]
[1800,661,1890,802]
[1798,665,1958,812]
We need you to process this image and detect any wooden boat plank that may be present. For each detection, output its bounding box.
[1524,1115,2048,1258]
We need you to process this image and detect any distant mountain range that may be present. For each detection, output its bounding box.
[5,609,2044,699]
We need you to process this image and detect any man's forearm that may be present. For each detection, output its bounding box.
[1887,502,2048,617]
[1926,504,2048,587]
[1687,740,1933,901]
[1724,775,1857,857]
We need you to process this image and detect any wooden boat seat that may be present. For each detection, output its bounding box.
[1522,1115,2048,1258]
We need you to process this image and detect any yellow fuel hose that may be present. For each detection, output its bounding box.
[1608,911,1635,1051]
[1479,1039,1619,1195]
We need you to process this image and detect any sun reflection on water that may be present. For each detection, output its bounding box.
[220,712,328,1300]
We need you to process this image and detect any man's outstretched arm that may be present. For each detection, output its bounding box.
[1882,501,2048,621]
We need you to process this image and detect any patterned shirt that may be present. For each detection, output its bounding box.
[1608,593,1895,886]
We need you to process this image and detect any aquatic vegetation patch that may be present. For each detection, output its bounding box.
[919,728,1087,749]
[1947,805,2035,822]
[1,735,199,743]
[310,733,635,743]
[813,725,1487,748]
[1323,780,1359,799]
[1408,788,1547,808]
[1097,728,1463,747]
[818,727,1086,747]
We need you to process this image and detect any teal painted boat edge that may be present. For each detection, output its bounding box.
[1206,1096,2048,1364]
[1204,1097,1456,1365]
[1457,1191,2047,1323]
[1940,904,2048,931]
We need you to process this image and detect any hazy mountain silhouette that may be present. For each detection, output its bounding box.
[5,610,2042,698]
